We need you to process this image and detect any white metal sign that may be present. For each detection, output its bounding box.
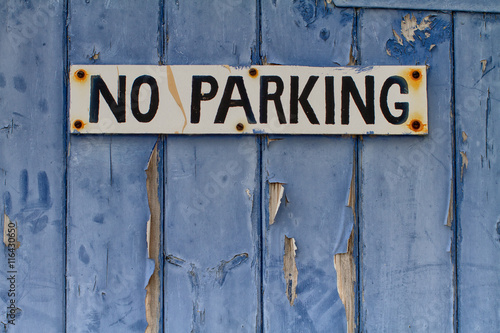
[69,65,427,135]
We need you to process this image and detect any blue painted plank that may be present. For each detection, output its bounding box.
[454,13,500,332]
[164,1,259,331]
[262,0,354,66]
[262,137,354,332]
[261,2,355,331]
[334,0,500,13]
[66,1,161,332]
[0,1,65,332]
[358,10,454,331]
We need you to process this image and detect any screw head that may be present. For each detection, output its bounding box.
[74,120,83,129]
[248,68,258,77]
[411,120,421,130]
[412,70,420,79]
[76,70,86,79]
[236,123,244,131]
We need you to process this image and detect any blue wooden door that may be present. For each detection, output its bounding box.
[1,1,499,332]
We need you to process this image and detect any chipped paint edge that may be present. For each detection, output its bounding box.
[145,142,161,333]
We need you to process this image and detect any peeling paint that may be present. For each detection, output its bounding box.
[145,142,161,333]
[462,131,468,142]
[283,236,298,306]
[481,59,487,73]
[334,230,355,333]
[386,14,450,63]
[3,213,20,249]
[267,138,284,146]
[269,182,285,225]
[401,14,432,43]
[334,149,356,333]
[460,151,468,181]
[392,29,403,46]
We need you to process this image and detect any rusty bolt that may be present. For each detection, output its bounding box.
[73,120,83,129]
[236,123,244,131]
[411,120,421,131]
[76,70,86,79]
[412,70,420,79]
[249,68,258,77]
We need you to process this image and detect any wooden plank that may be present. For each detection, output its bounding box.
[66,1,161,332]
[261,1,356,331]
[454,13,500,332]
[164,1,259,331]
[0,1,65,331]
[358,9,454,331]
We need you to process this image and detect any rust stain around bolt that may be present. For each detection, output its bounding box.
[402,68,424,91]
[73,119,84,130]
[408,119,426,132]
[74,69,87,82]
[248,68,258,77]
[236,123,244,131]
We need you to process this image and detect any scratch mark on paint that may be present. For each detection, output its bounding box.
[211,253,249,287]
[165,254,186,267]
[3,213,20,249]
[447,181,453,227]
[145,142,161,333]
[460,151,468,181]
[166,66,187,133]
[283,236,298,306]
[485,88,491,162]
[269,182,285,225]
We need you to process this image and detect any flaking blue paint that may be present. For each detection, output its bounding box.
[385,13,451,64]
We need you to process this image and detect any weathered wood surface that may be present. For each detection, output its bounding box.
[164,1,260,331]
[1,1,500,332]
[261,2,354,331]
[0,1,66,332]
[66,1,160,332]
[358,9,454,331]
[455,13,500,332]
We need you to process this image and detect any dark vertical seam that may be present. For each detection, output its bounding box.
[159,0,166,332]
[450,11,459,333]
[256,0,263,65]
[352,8,362,333]
[63,0,69,331]
[258,136,264,333]
[256,1,264,332]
